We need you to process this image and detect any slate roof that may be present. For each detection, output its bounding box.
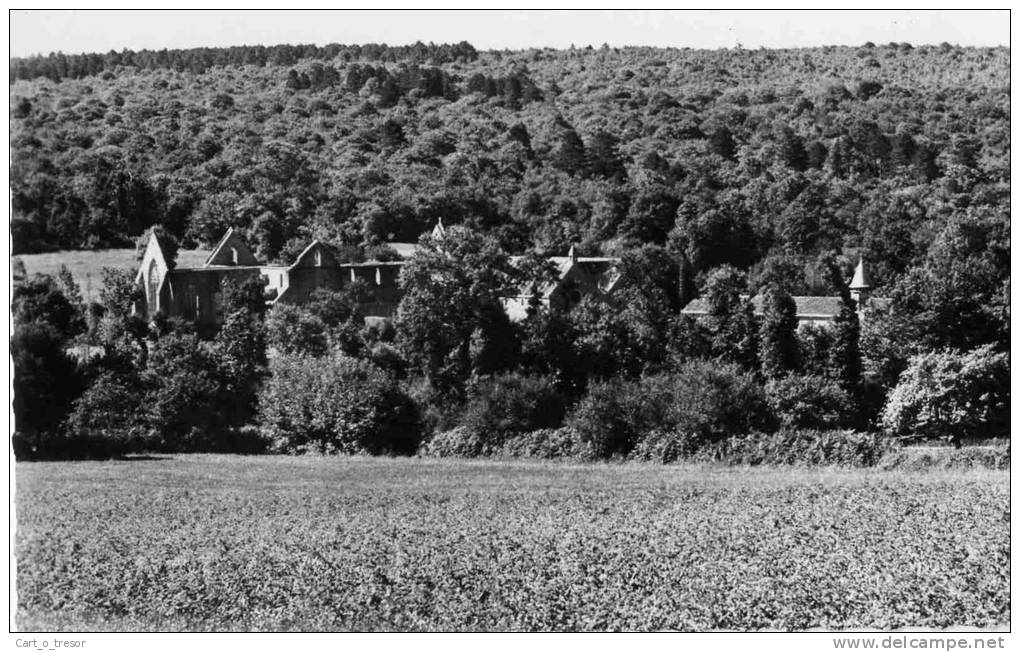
[681,295,846,319]
[849,258,872,289]
[508,255,622,299]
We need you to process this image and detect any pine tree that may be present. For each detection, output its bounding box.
[709,127,737,160]
[213,277,267,427]
[829,303,862,391]
[805,140,828,169]
[776,126,807,171]
[890,131,916,169]
[587,130,626,179]
[758,284,799,378]
[823,256,862,392]
[56,264,85,320]
[552,124,587,176]
[704,265,759,371]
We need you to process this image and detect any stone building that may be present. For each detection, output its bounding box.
[679,258,886,327]
[502,246,623,322]
[135,226,623,330]
[136,228,410,329]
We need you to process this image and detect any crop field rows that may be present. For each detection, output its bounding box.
[15,456,1009,631]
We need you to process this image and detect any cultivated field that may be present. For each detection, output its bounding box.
[15,456,1009,631]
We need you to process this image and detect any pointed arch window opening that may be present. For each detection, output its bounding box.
[147,259,161,313]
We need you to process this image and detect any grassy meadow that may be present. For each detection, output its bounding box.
[13,249,210,302]
[14,455,1009,632]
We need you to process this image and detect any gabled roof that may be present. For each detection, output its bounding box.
[508,254,621,299]
[204,228,260,267]
[289,240,339,269]
[135,231,168,284]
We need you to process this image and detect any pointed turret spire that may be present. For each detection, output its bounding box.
[849,257,871,311]
[849,257,871,290]
[431,218,446,240]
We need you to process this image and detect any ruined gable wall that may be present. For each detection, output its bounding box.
[346,264,402,317]
[280,266,346,304]
[165,268,261,326]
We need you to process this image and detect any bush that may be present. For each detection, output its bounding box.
[498,428,591,460]
[20,433,131,461]
[265,303,328,357]
[259,354,420,455]
[419,426,487,458]
[881,345,1009,443]
[667,359,774,444]
[12,320,83,442]
[368,343,407,377]
[696,429,896,467]
[765,374,856,430]
[458,374,567,448]
[879,444,1009,471]
[178,425,269,455]
[404,376,462,437]
[569,360,773,459]
[421,426,589,461]
[11,433,33,460]
[629,428,699,463]
[142,333,223,451]
[62,371,146,453]
[569,376,674,458]
[416,375,568,458]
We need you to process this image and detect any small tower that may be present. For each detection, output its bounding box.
[431,218,446,240]
[849,257,871,309]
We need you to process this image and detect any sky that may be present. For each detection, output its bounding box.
[8,9,1010,58]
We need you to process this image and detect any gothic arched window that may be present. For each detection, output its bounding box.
[147,259,161,312]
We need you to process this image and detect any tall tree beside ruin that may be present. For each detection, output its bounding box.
[758,284,800,379]
[822,255,862,392]
[396,225,519,394]
[702,265,759,371]
[214,277,268,427]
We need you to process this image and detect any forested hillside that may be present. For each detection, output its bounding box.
[10,41,1010,460]
[11,42,1008,279]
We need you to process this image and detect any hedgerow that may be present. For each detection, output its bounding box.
[695,429,896,467]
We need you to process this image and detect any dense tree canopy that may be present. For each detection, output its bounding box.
[395,226,518,392]
[10,40,1011,457]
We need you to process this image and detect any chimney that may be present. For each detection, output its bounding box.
[568,244,577,263]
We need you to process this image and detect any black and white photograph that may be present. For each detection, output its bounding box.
[7,7,1011,640]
